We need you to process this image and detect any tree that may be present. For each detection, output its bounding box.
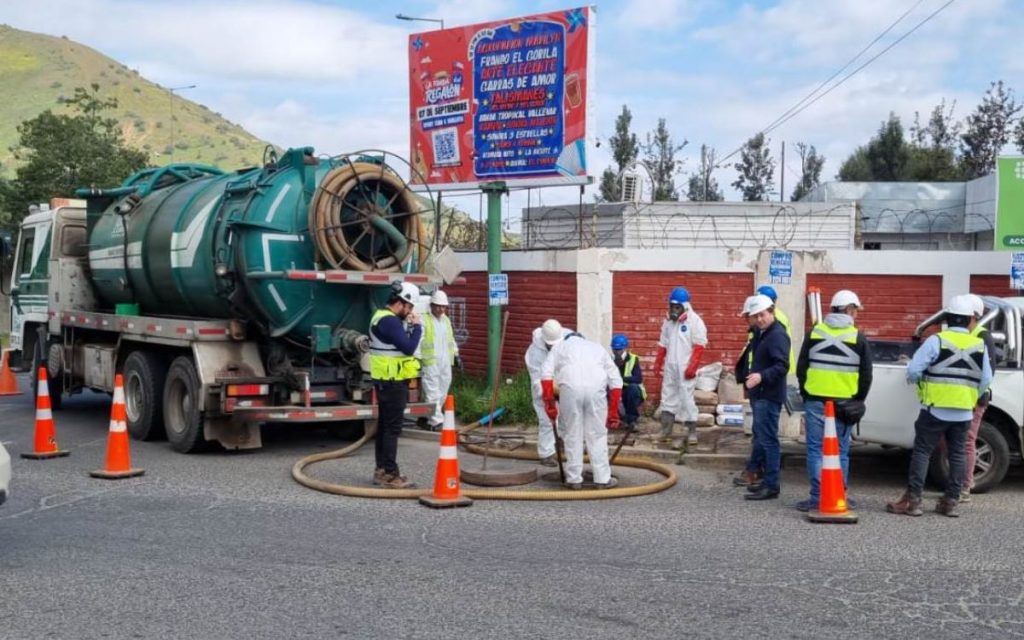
[643,118,686,201]
[791,143,825,201]
[598,105,640,202]
[906,100,963,181]
[1,84,149,228]
[732,132,775,201]
[837,113,908,182]
[686,144,723,201]
[1015,116,1024,154]
[960,80,1021,179]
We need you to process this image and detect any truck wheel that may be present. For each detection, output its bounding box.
[123,351,167,441]
[163,356,205,453]
[927,420,1011,493]
[31,343,63,411]
[326,421,366,441]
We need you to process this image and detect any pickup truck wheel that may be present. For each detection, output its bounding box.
[927,420,1011,494]
[326,420,366,441]
[123,351,167,441]
[164,356,205,453]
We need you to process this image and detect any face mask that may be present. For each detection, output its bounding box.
[668,304,683,321]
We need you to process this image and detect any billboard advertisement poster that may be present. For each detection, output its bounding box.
[407,7,593,189]
[996,156,1024,250]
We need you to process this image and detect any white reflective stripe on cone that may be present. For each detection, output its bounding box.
[36,409,53,420]
[37,382,50,396]
[110,419,127,433]
[439,445,458,459]
[822,454,842,470]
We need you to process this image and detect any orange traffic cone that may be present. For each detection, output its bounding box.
[90,374,145,479]
[0,349,22,396]
[807,400,858,524]
[419,395,473,509]
[21,365,69,459]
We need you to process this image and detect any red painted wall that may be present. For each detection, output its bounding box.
[612,272,755,406]
[970,274,1022,298]
[806,274,942,340]
[443,271,577,375]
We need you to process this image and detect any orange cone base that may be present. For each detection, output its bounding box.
[418,494,473,509]
[22,449,70,460]
[89,467,145,480]
[0,389,23,396]
[806,508,859,524]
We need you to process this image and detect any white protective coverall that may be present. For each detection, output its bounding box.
[541,335,623,484]
[657,307,708,423]
[525,326,571,458]
[419,312,456,426]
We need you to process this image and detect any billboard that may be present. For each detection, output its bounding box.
[996,156,1024,250]
[407,7,593,189]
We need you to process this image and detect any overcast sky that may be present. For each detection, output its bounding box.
[2,0,1022,225]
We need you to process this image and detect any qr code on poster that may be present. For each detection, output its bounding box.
[431,127,460,167]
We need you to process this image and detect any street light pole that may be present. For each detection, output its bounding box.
[394,13,445,29]
[167,84,197,161]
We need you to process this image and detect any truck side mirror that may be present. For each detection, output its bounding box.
[0,236,11,262]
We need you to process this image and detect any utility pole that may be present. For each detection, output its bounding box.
[779,140,785,202]
[168,84,197,161]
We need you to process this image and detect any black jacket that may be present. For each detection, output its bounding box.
[748,320,790,404]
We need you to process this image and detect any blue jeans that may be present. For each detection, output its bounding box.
[804,400,852,501]
[621,384,644,424]
[751,399,782,490]
[908,409,969,500]
[745,424,765,474]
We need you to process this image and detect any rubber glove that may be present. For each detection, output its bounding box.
[541,379,558,420]
[606,388,622,429]
[654,346,667,378]
[684,345,705,380]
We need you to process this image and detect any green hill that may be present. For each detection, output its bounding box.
[0,24,269,176]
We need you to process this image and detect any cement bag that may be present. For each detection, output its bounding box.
[696,413,715,427]
[695,362,723,392]
[716,413,745,427]
[717,371,745,404]
[693,390,720,405]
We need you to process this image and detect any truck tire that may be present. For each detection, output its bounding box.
[326,420,366,441]
[31,342,63,411]
[123,351,167,441]
[927,420,1011,493]
[163,356,205,453]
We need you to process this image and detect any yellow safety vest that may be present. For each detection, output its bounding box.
[804,323,861,399]
[622,353,647,400]
[368,309,421,381]
[774,307,797,375]
[918,330,985,410]
[421,313,456,367]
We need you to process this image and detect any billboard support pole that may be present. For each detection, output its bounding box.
[483,181,507,391]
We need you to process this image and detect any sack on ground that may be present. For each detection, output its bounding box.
[694,389,719,405]
[695,362,723,392]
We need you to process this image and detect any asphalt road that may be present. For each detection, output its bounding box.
[2,378,1024,639]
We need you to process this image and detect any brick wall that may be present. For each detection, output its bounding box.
[612,272,754,406]
[970,274,1022,298]
[443,271,577,375]
[806,274,942,340]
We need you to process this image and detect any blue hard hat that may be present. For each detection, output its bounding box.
[757,285,778,301]
[669,287,690,305]
[611,333,629,350]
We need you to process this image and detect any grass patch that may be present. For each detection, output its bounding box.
[449,369,536,427]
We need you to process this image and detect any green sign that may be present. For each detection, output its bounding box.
[996,156,1024,250]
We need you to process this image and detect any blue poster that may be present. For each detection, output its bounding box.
[472,20,565,177]
[769,250,793,285]
[1012,252,1024,290]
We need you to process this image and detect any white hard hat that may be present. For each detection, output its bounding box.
[430,290,449,306]
[830,289,862,310]
[966,294,985,318]
[946,295,976,318]
[742,294,774,317]
[394,281,420,304]
[541,319,563,345]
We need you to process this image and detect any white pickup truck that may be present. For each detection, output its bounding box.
[857,296,1023,492]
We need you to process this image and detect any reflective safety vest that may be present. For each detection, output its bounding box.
[804,323,861,399]
[774,307,797,375]
[368,309,421,381]
[918,330,985,410]
[421,313,456,367]
[621,352,647,400]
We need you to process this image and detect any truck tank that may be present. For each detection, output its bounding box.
[81,147,430,346]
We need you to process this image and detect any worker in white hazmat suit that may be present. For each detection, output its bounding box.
[525,319,573,466]
[418,290,460,429]
[540,323,624,489]
[654,286,708,448]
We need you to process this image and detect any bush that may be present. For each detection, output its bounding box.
[449,369,536,426]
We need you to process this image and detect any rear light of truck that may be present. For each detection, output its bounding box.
[226,384,270,396]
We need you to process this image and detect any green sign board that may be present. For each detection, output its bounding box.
[996,156,1024,250]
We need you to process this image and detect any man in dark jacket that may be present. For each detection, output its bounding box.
[795,289,873,511]
[733,296,762,487]
[741,294,791,501]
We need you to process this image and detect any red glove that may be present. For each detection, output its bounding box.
[654,346,667,378]
[607,388,622,428]
[541,379,558,421]
[684,345,705,380]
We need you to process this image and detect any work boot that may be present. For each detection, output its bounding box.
[659,412,675,439]
[936,497,961,518]
[596,478,619,490]
[959,487,972,503]
[564,481,583,490]
[885,492,923,516]
[538,454,558,467]
[744,486,780,501]
[372,468,387,485]
[686,422,699,447]
[380,472,415,489]
[732,470,761,487]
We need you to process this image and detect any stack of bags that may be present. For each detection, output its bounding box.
[693,367,749,430]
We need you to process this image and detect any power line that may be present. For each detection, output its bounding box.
[717,0,957,168]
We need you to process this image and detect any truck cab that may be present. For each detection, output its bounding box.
[857,296,1024,491]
